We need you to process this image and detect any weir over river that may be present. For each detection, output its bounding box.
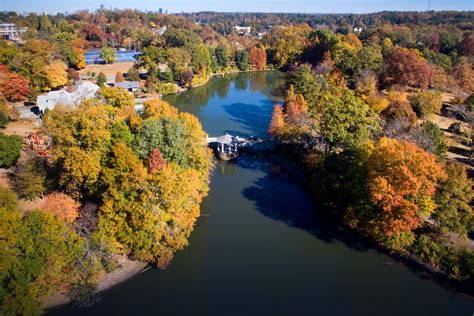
[51,71,474,315]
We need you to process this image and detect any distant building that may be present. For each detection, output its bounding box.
[112,81,140,92]
[234,26,251,35]
[0,23,27,41]
[36,81,99,113]
[159,8,163,14]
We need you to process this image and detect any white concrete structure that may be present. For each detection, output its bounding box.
[234,26,251,35]
[36,81,100,112]
[0,23,26,41]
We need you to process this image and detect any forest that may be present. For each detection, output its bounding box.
[0,8,473,314]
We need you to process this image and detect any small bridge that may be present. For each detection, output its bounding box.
[207,133,275,160]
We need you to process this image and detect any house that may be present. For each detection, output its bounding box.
[36,81,99,113]
[0,23,27,41]
[112,81,140,92]
[234,26,251,35]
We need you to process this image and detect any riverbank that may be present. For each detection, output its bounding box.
[267,143,474,299]
[44,256,148,309]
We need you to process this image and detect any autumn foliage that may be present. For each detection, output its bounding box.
[285,86,308,125]
[268,104,285,136]
[42,192,80,223]
[148,148,166,173]
[382,47,433,89]
[249,47,267,70]
[0,65,30,102]
[366,138,446,242]
[44,62,68,90]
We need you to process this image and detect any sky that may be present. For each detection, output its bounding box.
[1,0,473,14]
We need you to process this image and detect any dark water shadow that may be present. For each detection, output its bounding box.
[222,101,275,138]
[236,156,370,252]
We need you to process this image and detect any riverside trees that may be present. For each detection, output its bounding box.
[268,26,473,284]
[0,89,212,314]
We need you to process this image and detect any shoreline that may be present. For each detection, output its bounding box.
[43,256,148,309]
[265,146,474,299]
[171,68,277,93]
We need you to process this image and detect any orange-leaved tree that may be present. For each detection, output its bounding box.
[285,85,308,126]
[42,192,80,223]
[249,47,267,71]
[0,65,30,102]
[365,137,446,247]
[268,104,285,137]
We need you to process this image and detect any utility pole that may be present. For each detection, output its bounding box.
[428,0,432,11]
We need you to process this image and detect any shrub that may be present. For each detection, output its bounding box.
[409,90,442,118]
[156,81,177,95]
[421,121,447,161]
[126,68,140,81]
[96,72,107,87]
[0,110,8,128]
[465,93,474,111]
[442,248,474,283]
[411,234,444,267]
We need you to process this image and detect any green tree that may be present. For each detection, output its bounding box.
[101,47,116,64]
[0,208,85,315]
[235,50,249,71]
[110,121,133,145]
[127,68,140,81]
[132,118,190,167]
[318,86,380,150]
[434,162,474,239]
[166,47,191,82]
[0,133,22,168]
[214,44,229,69]
[0,186,18,209]
[11,157,48,200]
[286,63,327,106]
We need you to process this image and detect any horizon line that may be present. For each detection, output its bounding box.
[1,9,473,15]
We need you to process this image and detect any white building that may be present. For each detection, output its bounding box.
[0,23,27,41]
[36,81,100,113]
[234,26,251,35]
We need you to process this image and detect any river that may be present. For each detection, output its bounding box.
[51,71,474,315]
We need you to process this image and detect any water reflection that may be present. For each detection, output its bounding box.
[223,101,274,138]
[164,71,283,113]
[237,156,370,252]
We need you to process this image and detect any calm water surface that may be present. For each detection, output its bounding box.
[51,71,474,315]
